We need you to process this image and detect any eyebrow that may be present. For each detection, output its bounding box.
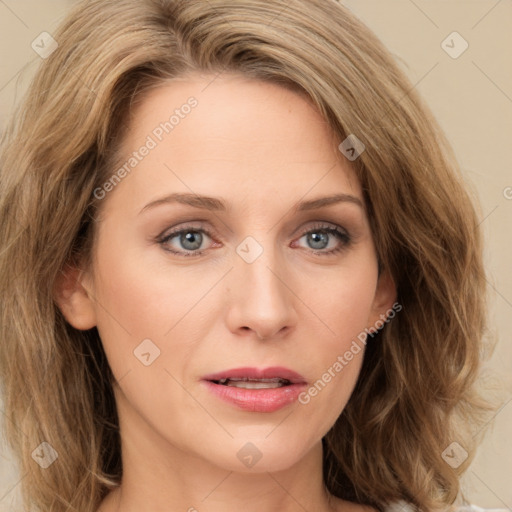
[139,192,364,215]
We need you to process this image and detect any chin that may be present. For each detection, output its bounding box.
[199,431,316,474]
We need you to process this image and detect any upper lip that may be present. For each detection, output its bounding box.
[202,367,307,384]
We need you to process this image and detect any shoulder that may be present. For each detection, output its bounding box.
[385,501,510,512]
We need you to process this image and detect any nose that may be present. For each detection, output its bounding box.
[224,240,298,341]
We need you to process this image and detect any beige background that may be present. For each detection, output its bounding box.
[0,1,511,510]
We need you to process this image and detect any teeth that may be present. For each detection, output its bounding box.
[227,380,285,389]
[216,377,290,389]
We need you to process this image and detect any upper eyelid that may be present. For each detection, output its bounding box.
[159,220,347,239]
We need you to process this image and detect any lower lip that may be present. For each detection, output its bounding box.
[202,380,307,412]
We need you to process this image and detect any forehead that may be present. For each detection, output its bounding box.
[103,73,362,217]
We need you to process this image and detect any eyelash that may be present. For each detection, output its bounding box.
[157,221,352,258]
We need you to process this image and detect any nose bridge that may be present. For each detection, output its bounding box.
[236,234,287,300]
[227,233,297,338]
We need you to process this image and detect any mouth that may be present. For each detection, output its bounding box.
[213,377,292,389]
[201,367,307,412]
[203,366,306,386]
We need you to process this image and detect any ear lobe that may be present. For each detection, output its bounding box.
[53,264,97,330]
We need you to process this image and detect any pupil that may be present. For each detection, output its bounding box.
[182,231,202,250]
[309,231,328,249]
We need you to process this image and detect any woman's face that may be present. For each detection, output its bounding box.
[62,73,395,474]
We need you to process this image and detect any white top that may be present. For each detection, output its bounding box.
[386,501,510,512]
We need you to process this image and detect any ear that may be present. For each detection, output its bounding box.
[53,263,97,330]
[367,269,397,332]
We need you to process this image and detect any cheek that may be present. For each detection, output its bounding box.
[296,259,377,417]
[89,242,191,381]
[92,240,208,337]
[90,241,230,396]
[306,260,378,348]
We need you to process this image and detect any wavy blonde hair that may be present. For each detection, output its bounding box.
[0,0,495,511]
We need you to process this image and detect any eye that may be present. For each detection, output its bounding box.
[157,223,215,257]
[293,222,351,256]
[157,221,352,257]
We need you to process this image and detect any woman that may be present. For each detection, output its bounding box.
[0,0,500,511]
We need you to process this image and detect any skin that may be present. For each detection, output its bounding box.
[55,73,396,512]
